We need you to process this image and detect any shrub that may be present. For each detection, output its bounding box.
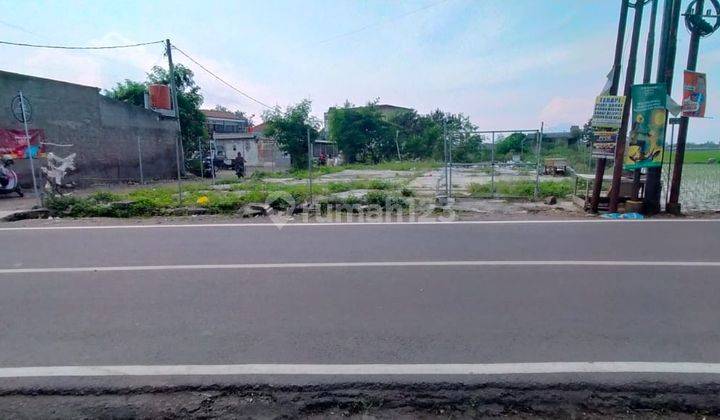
[88,191,122,203]
[366,191,408,210]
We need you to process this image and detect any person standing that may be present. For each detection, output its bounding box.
[234,154,245,178]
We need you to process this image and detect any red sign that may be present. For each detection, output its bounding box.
[682,70,707,118]
[0,129,46,159]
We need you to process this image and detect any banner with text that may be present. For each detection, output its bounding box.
[624,83,666,169]
[682,70,707,118]
[591,95,625,159]
[0,128,46,159]
[591,130,619,159]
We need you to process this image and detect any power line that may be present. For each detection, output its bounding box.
[171,45,274,110]
[0,39,165,50]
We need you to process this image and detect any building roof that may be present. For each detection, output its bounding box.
[250,122,267,133]
[374,104,412,112]
[201,109,245,121]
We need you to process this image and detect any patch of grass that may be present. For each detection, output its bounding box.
[468,180,573,199]
[669,149,720,164]
[350,160,439,171]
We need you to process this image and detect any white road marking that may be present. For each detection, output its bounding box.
[2,362,720,377]
[0,260,718,274]
[0,218,718,231]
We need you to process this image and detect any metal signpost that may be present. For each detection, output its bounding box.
[17,91,42,207]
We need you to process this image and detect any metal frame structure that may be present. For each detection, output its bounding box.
[439,126,544,201]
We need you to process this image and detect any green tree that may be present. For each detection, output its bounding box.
[104,80,146,106]
[389,109,479,161]
[328,103,394,163]
[495,132,526,156]
[262,100,319,169]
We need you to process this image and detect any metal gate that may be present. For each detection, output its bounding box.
[437,127,544,201]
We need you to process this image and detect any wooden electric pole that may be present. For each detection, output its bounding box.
[609,0,646,213]
[591,0,630,213]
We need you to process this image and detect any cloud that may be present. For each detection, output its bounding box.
[539,97,592,127]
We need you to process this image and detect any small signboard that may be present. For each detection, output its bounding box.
[682,70,706,118]
[592,95,625,129]
[592,130,619,159]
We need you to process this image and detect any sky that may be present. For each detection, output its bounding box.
[1,0,718,142]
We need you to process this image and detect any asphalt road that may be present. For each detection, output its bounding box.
[0,219,719,388]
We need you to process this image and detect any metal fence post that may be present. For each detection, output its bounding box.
[307,128,313,206]
[197,137,204,183]
[137,134,144,184]
[448,129,453,198]
[491,131,495,198]
[442,120,447,197]
[534,123,544,200]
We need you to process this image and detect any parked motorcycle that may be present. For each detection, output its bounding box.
[0,156,24,197]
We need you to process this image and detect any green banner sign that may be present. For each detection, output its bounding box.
[624,83,667,169]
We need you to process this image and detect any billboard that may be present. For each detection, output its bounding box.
[624,83,667,169]
[682,70,707,118]
[0,129,46,159]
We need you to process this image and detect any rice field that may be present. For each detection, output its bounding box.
[661,164,720,211]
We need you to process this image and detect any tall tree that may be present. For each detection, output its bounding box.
[104,80,146,106]
[328,103,394,163]
[262,100,319,169]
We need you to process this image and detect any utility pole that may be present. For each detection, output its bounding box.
[591,0,630,212]
[166,39,183,207]
[632,0,659,202]
[646,0,683,214]
[667,0,718,214]
[609,0,645,213]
